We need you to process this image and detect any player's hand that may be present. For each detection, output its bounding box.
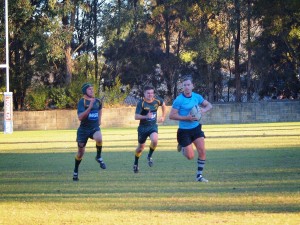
[89,98,95,108]
[187,114,198,121]
[158,116,165,123]
[146,111,153,119]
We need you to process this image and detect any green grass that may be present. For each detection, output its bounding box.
[0,122,300,225]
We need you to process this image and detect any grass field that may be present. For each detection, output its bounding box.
[0,122,299,225]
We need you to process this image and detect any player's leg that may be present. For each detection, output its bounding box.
[193,125,208,182]
[177,128,194,160]
[93,130,106,169]
[147,132,158,167]
[182,144,195,159]
[133,126,147,173]
[133,142,145,173]
[73,128,88,181]
[73,142,86,181]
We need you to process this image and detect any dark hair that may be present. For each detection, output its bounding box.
[181,76,193,83]
[143,85,154,92]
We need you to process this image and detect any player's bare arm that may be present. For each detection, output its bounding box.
[158,103,167,123]
[135,111,153,120]
[169,108,197,121]
[98,108,102,125]
[200,100,212,114]
[78,98,95,121]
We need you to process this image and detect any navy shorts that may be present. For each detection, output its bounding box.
[177,124,205,147]
[138,124,158,144]
[77,126,100,143]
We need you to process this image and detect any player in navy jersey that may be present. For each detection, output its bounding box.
[133,85,167,173]
[73,83,106,181]
[169,77,212,182]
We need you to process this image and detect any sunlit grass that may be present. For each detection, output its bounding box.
[0,122,300,225]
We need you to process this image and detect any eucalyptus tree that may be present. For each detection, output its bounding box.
[1,0,61,109]
[150,0,185,100]
[251,0,300,99]
[172,0,225,102]
[99,0,167,95]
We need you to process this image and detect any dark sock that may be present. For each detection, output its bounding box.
[96,145,102,159]
[134,155,139,165]
[74,156,82,173]
[148,147,154,158]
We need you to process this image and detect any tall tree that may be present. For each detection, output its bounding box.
[234,0,241,102]
[252,0,300,99]
[61,0,77,85]
[246,0,252,101]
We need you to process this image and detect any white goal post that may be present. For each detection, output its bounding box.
[1,0,13,134]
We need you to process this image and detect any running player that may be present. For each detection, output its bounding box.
[133,85,167,173]
[169,76,212,182]
[73,83,106,181]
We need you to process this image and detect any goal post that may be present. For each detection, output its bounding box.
[1,0,13,134]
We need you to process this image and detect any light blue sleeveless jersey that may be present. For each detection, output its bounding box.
[172,92,204,129]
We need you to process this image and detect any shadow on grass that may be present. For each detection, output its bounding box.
[0,148,299,213]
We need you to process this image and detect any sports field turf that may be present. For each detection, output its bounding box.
[0,122,299,225]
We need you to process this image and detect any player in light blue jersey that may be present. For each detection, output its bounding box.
[169,76,212,182]
[72,83,106,181]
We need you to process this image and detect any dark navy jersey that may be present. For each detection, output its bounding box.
[77,98,102,129]
[135,96,164,126]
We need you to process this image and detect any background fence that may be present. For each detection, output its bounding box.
[0,100,299,131]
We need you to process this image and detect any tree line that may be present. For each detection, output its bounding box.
[0,0,299,110]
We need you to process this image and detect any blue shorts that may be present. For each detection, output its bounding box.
[76,126,100,143]
[177,124,205,147]
[137,124,158,144]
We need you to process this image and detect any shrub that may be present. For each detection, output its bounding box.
[67,75,93,108]
[49,87,70,109]
[101,76,129,107]
[24,86,48,110]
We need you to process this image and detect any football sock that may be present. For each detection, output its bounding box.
[196,159,206,177]
[96,142,102,159]
[134,151,142,165]
[74,155,82,173]
[148,144,156,158]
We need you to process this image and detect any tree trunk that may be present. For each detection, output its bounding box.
[176,30,182,57]
[208,64,214,102]
[62,0,77,85]
[117,0,121,37]
[246,0,252,102]
[164,10,170,56]
[93,0,98,80]
[65,44,72,85]
[234,0,241,102]
[13,40,21,110]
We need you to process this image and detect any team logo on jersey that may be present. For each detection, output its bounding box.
[88,110,99,120]
[147,112,156,121]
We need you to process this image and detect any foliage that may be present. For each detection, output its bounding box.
[0,86,5,110]
[1,0,300,108]
[48,87,70,109]
[24,86,48,110]
[252,0,300,99]
[100,76,129,107]
[66,74,92,109]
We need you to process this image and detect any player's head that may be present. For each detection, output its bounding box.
[81,83,93,97]
[181,76,193,84]
[143,85,155,101]
[181,76,194,94]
